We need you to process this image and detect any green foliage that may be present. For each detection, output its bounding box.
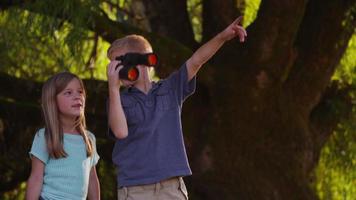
[333,35,356,85]
[100,0,131,22]
[315,34,356,200]
[1,182,26,200]
[243,0,261,27]
[0,0,109,81]
[96,158,117,199]
[315,118,356,200]
[186,0,262,42]
[187,0,202,42]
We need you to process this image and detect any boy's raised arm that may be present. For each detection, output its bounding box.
[186,16,247,81]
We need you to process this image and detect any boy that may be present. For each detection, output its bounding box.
[106,16,247,200]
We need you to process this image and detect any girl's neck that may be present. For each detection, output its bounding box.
[60,116,79,134]
[62,126,79,134]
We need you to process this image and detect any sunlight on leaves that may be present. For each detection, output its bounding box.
[0,5,109,81]
[243,0,261,27]
[315,33,356,200]
[187,0,202,42]
[332,35,356,85]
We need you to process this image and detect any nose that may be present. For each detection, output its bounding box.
[73,92,82,100]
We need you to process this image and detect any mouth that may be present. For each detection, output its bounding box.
[72,103,83,108]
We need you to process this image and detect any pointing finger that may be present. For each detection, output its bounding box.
[233,16,243,25]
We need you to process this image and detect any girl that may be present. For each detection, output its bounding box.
[26,72,100,200]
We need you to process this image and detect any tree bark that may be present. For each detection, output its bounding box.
[202,0,239,42]
[141,0,198,49]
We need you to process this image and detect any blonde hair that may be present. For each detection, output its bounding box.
[107,34,153,60]
[41,72,93,159]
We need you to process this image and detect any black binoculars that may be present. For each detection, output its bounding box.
[115,53,158,81]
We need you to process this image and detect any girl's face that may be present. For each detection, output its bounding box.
[56,78,85,120]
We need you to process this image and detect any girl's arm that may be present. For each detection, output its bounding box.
[26,157,45,200]
[186,16,247,81]
[88,166,100,200]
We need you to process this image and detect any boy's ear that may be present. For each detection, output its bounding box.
[109,54,115,61]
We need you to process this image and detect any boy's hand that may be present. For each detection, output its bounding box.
[107,60,122,91]
[219,16,247,42]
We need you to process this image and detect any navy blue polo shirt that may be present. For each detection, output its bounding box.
[109,63,196,187]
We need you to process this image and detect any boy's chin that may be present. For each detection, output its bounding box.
[122,80,135,87]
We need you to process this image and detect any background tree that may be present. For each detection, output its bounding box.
[0,0,355,199]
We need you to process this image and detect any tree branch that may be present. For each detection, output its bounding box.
[141,0,198,49]
[242,0,307,75]
[285,0,356,113]
[202,0,240,42]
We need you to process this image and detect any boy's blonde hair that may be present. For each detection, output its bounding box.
[41,72,93,159]
[107,34,153,60]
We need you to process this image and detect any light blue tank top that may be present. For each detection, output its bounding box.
[29,128,99,200]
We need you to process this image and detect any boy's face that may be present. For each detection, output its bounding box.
[110,48,150,87]
[110,48,136,87]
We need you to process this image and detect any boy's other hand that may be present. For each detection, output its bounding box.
[219,16,247,42]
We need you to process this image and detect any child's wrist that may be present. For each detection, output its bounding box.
[216,32,227,43]
[109,87,120,96]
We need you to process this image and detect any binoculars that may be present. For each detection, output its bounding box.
[115,53,158,81]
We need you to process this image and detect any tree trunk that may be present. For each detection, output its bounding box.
[141,0,198,49]
[184,0,355,199]
[202,0,239,42]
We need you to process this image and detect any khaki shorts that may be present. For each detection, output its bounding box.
[117,177,188,200]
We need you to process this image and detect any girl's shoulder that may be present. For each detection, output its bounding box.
[35,128,45,138]
[86,130,96,141]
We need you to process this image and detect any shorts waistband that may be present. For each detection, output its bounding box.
[120,177,182,191]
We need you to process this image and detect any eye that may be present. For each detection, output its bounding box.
[64,91,72,95]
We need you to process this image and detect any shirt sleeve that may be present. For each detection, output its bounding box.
[29,129,49,164]
[88,132,100,167]
[166,62,197,104]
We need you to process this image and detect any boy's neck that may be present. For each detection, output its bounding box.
[133,67,152,94]
[134,79,152,94]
